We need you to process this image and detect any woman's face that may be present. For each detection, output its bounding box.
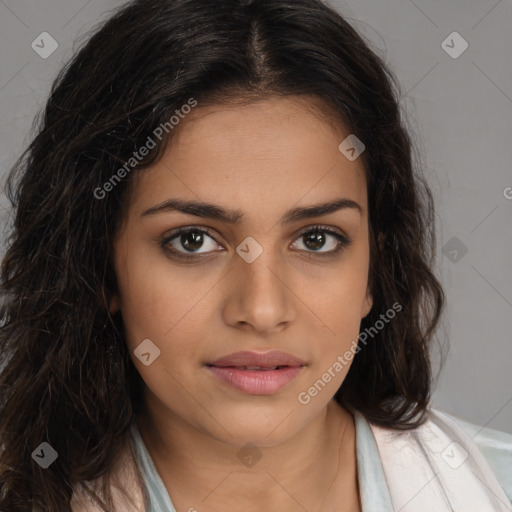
[110,96,373,446]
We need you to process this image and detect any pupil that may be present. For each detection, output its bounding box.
[305,230,325,250]
[182,231,203,251]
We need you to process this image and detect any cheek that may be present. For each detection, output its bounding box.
[306,265,369,390]
[113,245,174,349]
[115,257,199,404]
[311,249,369,334]
[115,247,213,366]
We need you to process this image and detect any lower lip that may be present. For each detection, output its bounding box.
[206,365,303,395]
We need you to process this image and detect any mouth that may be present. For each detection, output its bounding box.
[205,350,306,395]
[209,365,291,370]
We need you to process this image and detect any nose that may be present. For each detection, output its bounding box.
[221,239,296,334]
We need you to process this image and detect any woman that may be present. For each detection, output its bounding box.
[0,0,510,511]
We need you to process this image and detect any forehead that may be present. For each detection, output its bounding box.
[126,96,367,226]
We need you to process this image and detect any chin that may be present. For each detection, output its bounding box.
[208,406,307,447]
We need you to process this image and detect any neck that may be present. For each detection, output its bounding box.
[136,395,359,511]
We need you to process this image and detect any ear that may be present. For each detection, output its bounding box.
[361,290,373,318]
[361,232,383,319]
[108,291,121,315]
[378,232,385,251]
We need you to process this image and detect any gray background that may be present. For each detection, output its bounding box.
[0,0,511,433]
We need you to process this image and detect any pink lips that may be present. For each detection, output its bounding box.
[206,350,306,395]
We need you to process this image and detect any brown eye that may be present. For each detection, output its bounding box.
[303,229,328,250]
[291,226,351,258]
[177,230,207,252]
[161,227,222,260]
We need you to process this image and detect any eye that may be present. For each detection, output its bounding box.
[161,226,222,260]
[161,225,351,261]
[291,225,351,258]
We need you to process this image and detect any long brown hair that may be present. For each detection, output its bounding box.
[0,0,445,510]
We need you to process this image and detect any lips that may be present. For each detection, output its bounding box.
[207,350,306,369]
[205,350,306,395]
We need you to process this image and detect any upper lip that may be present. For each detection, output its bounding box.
[207,350,306,368]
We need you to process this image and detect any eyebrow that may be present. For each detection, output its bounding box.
[141,197,362,225]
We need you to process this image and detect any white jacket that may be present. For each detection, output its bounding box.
[366,408,512,511]
[70,407,512,511]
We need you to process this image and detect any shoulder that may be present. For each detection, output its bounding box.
[432,408,512,504]
[70,431,146,512]
[367,407,512,511]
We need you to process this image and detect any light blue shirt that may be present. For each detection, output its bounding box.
[129,409,512,511]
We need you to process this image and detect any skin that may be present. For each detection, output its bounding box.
[109,96,373,511]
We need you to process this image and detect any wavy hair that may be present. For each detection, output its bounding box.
[0,0,445,510]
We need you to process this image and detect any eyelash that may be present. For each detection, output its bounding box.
[160,225,351,262]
